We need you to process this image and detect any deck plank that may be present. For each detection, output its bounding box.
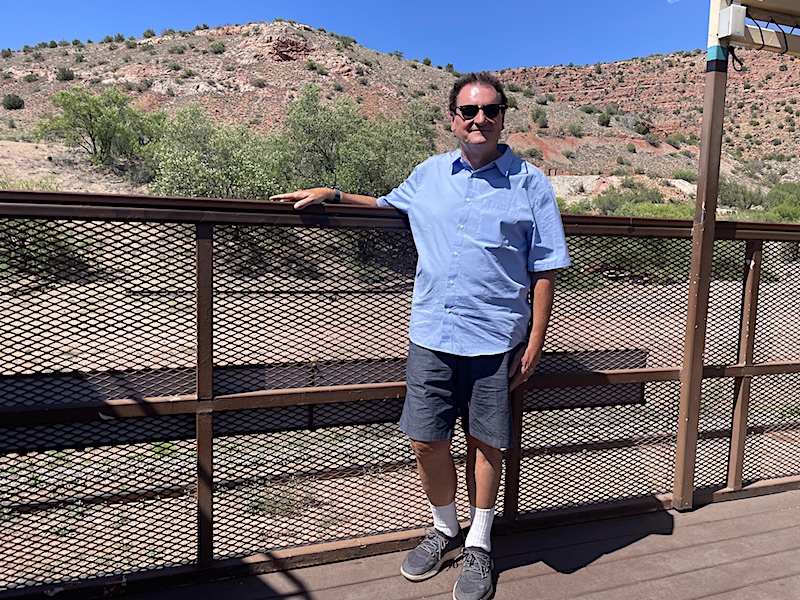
[124,490,800,600]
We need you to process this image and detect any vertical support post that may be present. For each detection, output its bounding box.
[673,0,732,511]
[502,387,524,522]
[196,223,214,568]
[727,240,762,490]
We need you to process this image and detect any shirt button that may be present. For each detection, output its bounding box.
[449,280,455,285]
[446,308,451,313]
[459,224,465,230]
[453,252,459,257]
[466,198,472,203]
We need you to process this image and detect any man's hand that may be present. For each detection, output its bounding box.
[509,344,543,391]
[270,187,331,210]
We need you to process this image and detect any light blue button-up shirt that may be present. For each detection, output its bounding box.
[377,145,571,357]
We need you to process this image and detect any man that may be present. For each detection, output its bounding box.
[271,72,570,600]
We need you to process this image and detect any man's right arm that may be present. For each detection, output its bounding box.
[269,187,378,210]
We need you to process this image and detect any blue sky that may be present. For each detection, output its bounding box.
[4,0,709,71]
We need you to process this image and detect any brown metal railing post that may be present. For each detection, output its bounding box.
[727,240,762,490]
[502,387,525,522]
[196,223,214,568]
[673,0,731,511]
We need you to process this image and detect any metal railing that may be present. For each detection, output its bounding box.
[2,190,800,598]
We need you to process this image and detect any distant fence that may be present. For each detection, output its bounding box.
[1,190,800,598]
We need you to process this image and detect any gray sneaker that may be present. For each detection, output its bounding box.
[453,546,494,600]
[400,528,464,581]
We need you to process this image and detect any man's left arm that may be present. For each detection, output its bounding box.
[509,270,555,391]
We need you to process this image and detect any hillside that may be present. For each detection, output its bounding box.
[1,20,799,200]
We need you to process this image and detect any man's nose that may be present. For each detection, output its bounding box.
[473,109,487,124]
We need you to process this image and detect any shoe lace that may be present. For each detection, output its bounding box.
[419,529,447,557]
[463,549,491,577]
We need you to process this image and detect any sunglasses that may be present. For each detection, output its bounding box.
[455,104,507,120]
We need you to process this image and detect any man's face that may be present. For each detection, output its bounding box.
[450,84,505,150]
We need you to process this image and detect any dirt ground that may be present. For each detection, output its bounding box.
[0,140,144,195]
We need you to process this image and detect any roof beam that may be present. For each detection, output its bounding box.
[727,24,800,56]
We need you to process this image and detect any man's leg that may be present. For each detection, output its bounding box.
[411,438,457,507]
[453,434,501,600]
[454,350,510,600]
[400,438,465,581]
[411,438,460,537]
[399,343,464,582]
[464,434,502,549]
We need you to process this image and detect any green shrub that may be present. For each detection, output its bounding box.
[210,41,226,54]
[644,132,660,146]
[36,87,165,170]
[567,123,583,138]
[665,134,685,149]
[0,48,11,59]
[626,142,636,153]
[520,147,543,161]
[671,169,697,183]
[305,60,328,75]
[531,106,548,128]
[597,112,611,127]
[55,67,75,81]
[330,32,356,48]
[150,104,277,199]
[2,94,24,110]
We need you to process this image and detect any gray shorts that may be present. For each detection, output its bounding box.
[399,341,514,450]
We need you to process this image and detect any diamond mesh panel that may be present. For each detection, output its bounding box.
[212,407,478,558]
[693,377,735,489]
[517,381,680,513]
[743,373,800,483]
[754,241,800,363]
[0,220,197,408]
[549,236,690,370]
[213,226,415,394]
[0,421,196,590]
[705,240,746,366]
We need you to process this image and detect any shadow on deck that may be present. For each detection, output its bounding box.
[124,490,800,600]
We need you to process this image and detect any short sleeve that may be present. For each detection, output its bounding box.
[527,175,571,272]
[376,164,423,214]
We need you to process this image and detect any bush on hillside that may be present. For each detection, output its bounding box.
[55,67,75,81]
[2,94,24,110]
[36,87,164,171]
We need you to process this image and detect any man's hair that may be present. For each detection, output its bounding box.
[448,72,508,114]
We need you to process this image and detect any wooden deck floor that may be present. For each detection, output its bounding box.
[126,490,800,600]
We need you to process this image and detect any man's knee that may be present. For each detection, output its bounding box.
[410,438,452,462]
[467,435,503,464]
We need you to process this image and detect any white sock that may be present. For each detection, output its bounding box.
[465,506,495,552]
[431,501,460,539]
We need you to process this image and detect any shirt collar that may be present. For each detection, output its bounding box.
[451,144,514,176]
